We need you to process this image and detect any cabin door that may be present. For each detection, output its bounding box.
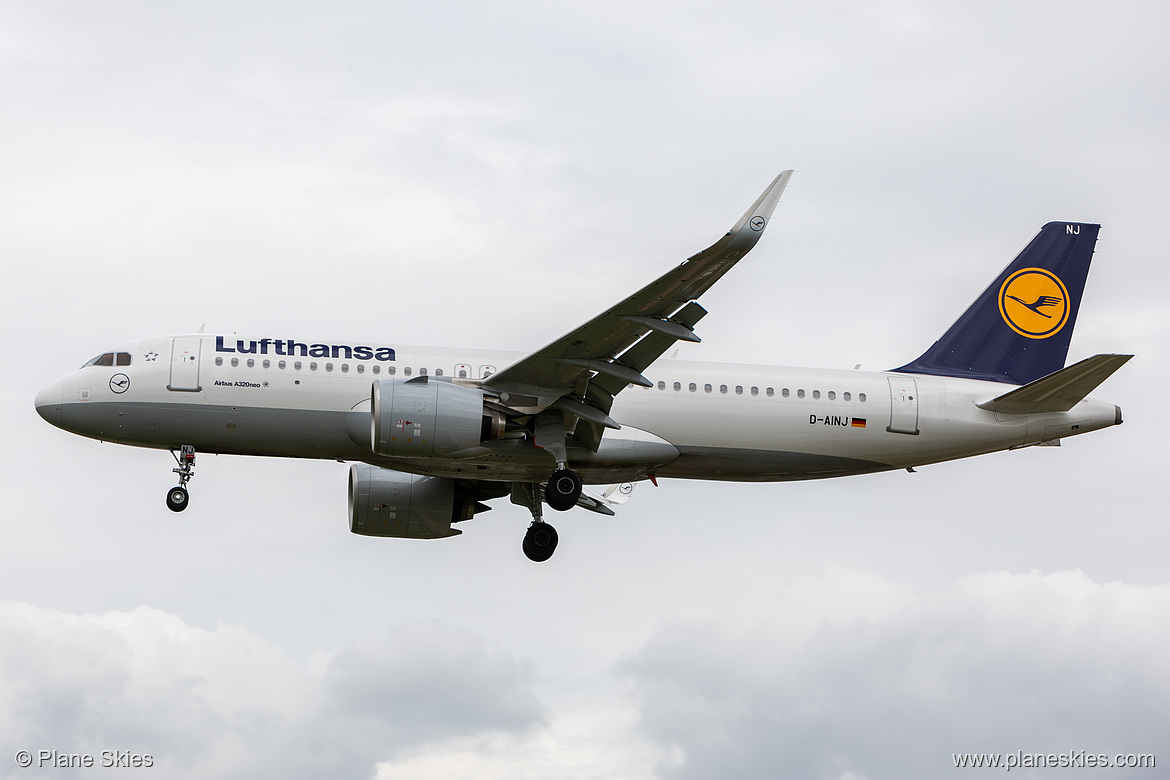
[168,337,203,392]
[886,376,919,435]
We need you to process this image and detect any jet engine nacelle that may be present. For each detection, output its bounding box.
[349,464,482,539]
[370,378,501,458]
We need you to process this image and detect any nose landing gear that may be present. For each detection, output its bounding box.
[167,445,196,512]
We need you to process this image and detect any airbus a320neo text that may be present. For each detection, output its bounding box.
[36,172,1130,561]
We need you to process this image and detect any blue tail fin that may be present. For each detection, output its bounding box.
[895,222,1100,385]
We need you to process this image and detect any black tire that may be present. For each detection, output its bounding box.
[166,486,189,512]
[523,522,559,562]
[545,469,582,511]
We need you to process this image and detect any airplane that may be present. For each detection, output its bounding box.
[34,171,1131,562]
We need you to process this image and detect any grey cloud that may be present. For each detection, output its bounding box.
[0,602,546,779]
[617,569,1170,780]
[325,621,548,744]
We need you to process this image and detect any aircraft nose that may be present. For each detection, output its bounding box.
[35,379,64,427]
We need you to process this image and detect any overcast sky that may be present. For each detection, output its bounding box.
[3,2,1168,778]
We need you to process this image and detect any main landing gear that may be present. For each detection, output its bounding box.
[513,467,583,562]
[166,444,196,512]
[511,480,560,563]
[545,468,582,511]
[523,521,559,563]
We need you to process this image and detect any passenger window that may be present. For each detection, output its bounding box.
[247,359,255,368]
[812,390,820,399]
[231,358,239,367]
[263,359,270,368]
[735,386,743,395]
[341,364,349,373]
[480,365,497,378]
[215,357,223,366]
[797,389,805,398]
[456,364,471,379]
[704,384,712,393]
[782,388,790,397]
[420,367,427,375]
[673,382,681,391]
[843,391,851,401]
[751,386,759,396]
[404,367,411,376]
[859,392,867,402]
[386,366,394,375]
[828,391,836,400]
[688,383,697,392]
[766,387,774,397]
[116,353,131,366]
[325,363,333,372]
[294,361,302,370]
[720,385,728,394]
[279,360,286,369]
[435,368,443,376]
[373,365,381,374]
[657,381,665,390]
[310,362,318,371]
[357,364,364,373]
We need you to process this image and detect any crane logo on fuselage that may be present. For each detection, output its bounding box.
[215,337,396,361]
[997,268,1071,339]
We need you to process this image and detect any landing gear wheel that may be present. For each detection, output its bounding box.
[523,522,559,562]
[545,469,582,511]
[166,486,189,512]
[168,445,196,513]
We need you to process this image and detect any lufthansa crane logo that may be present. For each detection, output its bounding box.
[749,216,766,231]
[998,267,1071,339]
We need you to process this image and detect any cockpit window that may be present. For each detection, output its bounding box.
[81,351,131,368]
[83,353,115,368]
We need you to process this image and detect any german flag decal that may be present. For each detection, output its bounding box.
[851,418,867,428]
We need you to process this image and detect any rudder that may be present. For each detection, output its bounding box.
[895,222,1099,385]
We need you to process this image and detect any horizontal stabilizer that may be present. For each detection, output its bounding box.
[976,354,1132,414]
[577,482,636,515]
[576,493,617,515]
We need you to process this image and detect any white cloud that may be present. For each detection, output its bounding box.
[372,707,664,780]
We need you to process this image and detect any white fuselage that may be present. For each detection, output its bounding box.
[35,334,1122,485]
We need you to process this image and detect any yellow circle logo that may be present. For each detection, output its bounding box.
[998,267,1070,339]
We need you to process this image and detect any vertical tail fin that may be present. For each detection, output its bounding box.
[895,222,1100,385]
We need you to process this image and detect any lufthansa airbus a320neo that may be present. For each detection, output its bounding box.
[35,172,1130,561]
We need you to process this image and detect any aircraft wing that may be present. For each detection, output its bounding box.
[483,170,792,450]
